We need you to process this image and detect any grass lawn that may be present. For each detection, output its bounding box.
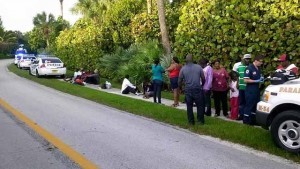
[8,64,300,163]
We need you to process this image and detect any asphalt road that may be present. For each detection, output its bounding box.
[0,59,299,169]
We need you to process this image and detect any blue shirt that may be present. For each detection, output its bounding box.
[244,64,261,91]
[152,64,164,81]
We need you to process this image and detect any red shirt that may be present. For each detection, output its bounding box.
[212,68,229,91]
[169,64,181,78]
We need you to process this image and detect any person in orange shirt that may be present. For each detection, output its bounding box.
[277,54,299,76]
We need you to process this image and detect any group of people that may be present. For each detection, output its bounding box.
[179,53,298,125]
[120,53,299,126]
[66,68,100,85]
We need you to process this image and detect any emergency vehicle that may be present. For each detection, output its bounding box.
[256,77,300,153]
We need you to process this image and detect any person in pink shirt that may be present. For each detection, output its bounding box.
[212,59,229,117]
[199,58,213,116]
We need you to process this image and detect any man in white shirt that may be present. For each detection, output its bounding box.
[121,75,139,95]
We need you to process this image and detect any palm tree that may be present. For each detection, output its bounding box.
[147,0,152,14]
[157,0,171,54]
[33,12,55,47]
[0,30,17,43]
[59,0,64,19]
[71,0,114,23]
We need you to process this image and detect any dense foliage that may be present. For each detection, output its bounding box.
[55,18,102,71]
[175,0,300,71]
[29,12,70,53]
[15,0,299,81]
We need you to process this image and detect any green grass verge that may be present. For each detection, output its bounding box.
[8,64,300,163]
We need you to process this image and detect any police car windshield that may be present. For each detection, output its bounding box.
[42,58,62,63]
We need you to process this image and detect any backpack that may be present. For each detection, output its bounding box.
[101,83,107,89]
[270,69,297,85]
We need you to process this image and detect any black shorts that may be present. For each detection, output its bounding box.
[170,77,179,89]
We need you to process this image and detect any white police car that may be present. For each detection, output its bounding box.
[256,78,300,153]
[17,55,36,69]
[29,57,66,78]
[14,46,27,64]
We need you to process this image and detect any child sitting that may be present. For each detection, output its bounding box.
[229,71,239,120]
[143,81,154,99]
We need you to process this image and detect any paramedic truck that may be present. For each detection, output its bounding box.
[256,78,300,153]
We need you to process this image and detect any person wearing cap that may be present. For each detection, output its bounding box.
[277,54,299,76]
[178,54,205,125]
[236,54,251,120]
[243,55,264,125]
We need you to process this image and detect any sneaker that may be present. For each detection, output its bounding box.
[236,116,243,121]
[214,114,220,117]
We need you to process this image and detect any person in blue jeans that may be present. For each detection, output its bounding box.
[152,58,165,104]
[179,54,206,125]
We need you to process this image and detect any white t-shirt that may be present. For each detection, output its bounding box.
[230,81,239,98]
[121,78,136,92]
[232,62,242,72]
[73,71,82,79]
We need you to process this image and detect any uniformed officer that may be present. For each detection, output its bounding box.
[243,55,264,125]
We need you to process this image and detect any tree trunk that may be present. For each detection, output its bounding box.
[59,0,64,19]
[147,0,152,14]
[156,0,171,54]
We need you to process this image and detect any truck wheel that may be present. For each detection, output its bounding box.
[271,110,300,153]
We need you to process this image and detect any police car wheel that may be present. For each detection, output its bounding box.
[36,70,40,78]
[271,110,300,153]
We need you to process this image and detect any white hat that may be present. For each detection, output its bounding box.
[243,54,251,59]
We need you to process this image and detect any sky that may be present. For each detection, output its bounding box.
[0,0,81,33]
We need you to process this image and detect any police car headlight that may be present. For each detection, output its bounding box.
[262,91,270,102]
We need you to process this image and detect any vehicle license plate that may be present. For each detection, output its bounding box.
[52,70,58,73]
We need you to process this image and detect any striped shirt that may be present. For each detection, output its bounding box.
[237,64,247,90]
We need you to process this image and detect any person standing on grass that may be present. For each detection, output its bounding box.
[152,58,165,104]
[243,55,264,125]
[229,71,239,120]
[212,59,229,118]
[199,58,213,116]
[236,54,251,120]
[178,54,205,125]
[166,57,182,107]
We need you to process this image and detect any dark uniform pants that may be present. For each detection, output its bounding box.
[243,90,260,125]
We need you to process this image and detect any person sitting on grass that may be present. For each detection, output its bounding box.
[84,69,100,85]
[121,75,140,95]
[143,81,154,99]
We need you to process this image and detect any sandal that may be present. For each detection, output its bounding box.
[171,103,179,107]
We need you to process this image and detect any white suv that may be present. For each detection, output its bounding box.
[29,57,66,78]
[256,78,300,153]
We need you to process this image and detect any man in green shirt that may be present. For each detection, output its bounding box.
[236,54,251,120]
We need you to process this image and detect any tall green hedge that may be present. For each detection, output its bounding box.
[175,0,300,72]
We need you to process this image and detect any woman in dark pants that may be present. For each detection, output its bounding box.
[152,58,165,104]
[212,59,229,117]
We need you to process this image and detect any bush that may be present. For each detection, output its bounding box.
[175,0,300,73]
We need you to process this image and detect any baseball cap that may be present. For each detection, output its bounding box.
[243,54,251,59]
[278,54,289,62]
